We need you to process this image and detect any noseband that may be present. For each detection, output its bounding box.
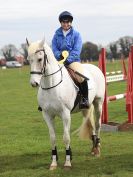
[30,48,63,90]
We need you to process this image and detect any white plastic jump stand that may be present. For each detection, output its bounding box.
[101,123,119,132]
[2,66,7,70]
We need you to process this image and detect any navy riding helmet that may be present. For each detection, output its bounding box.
[59,11,73,22]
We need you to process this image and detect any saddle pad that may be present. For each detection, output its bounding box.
[67,68,79,91]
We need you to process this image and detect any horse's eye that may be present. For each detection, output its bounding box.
[38,58,42,62]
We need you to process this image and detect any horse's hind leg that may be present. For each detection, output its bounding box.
[92,98,103,157]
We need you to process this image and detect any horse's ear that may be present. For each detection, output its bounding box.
[26,38,30,46]
[39,38,45,48]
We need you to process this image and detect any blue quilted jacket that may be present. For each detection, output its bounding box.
[52,27,82,65]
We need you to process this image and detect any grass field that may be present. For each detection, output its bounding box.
[0,61,133,177]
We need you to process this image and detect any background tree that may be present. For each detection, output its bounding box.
[1,44,18,61]
[118,36,133,58]
[19,43,29,65]
[109,43,118,59]
[80,42,99,62]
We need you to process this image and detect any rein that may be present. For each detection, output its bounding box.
[43,65,64,77]
[30,71,42,75]
[41,64,63,90]
[30,48,63,90]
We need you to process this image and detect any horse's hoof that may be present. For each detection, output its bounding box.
[94,148,100,157]
[95,153,100,157]
[49,165,57,171]
[91,148,95,155]
[91,147,100,157]
[64,161,72,170]
[91,151,94,155]
[64,165,72,170]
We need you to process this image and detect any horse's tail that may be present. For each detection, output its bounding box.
[79,104,95,140]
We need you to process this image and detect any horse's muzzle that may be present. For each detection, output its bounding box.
[31,82,39,87]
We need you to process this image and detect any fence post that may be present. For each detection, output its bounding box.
[98,48,108,123]
[121,58,127,80]
[126,46,133,124]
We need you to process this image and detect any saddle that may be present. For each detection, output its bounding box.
[67,67,79,86]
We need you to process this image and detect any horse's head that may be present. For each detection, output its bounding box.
[26,38,47,87]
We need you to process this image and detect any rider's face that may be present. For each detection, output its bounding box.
[61,21,72,31]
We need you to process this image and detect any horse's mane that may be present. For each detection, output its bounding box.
[28,40,41,55]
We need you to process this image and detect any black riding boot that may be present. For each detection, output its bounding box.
[79,80,89,109]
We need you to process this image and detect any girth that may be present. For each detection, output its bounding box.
[71,92,81,112]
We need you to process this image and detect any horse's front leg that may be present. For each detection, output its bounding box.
[42,111,58,170]
[61,109,72,168]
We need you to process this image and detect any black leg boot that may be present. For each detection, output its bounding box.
[79,80,89,109]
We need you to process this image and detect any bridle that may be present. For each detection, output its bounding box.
[30,48,48,75]
[30,48,63,90]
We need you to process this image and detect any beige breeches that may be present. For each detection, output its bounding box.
[68,62,84,83]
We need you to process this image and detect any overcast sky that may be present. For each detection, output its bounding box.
[0,0,133,47]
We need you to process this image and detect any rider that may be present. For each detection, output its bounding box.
[52,11,89,109]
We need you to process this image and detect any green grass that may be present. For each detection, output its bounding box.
[0,64,133,177]
[106,60,128,123]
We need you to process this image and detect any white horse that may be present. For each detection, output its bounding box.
[27,39,105,170]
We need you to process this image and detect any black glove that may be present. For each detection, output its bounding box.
[58,54,64,61]
[64,60,69,66]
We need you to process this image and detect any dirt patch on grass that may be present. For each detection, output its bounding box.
[118,121,133,131]
[102,121,133,132]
